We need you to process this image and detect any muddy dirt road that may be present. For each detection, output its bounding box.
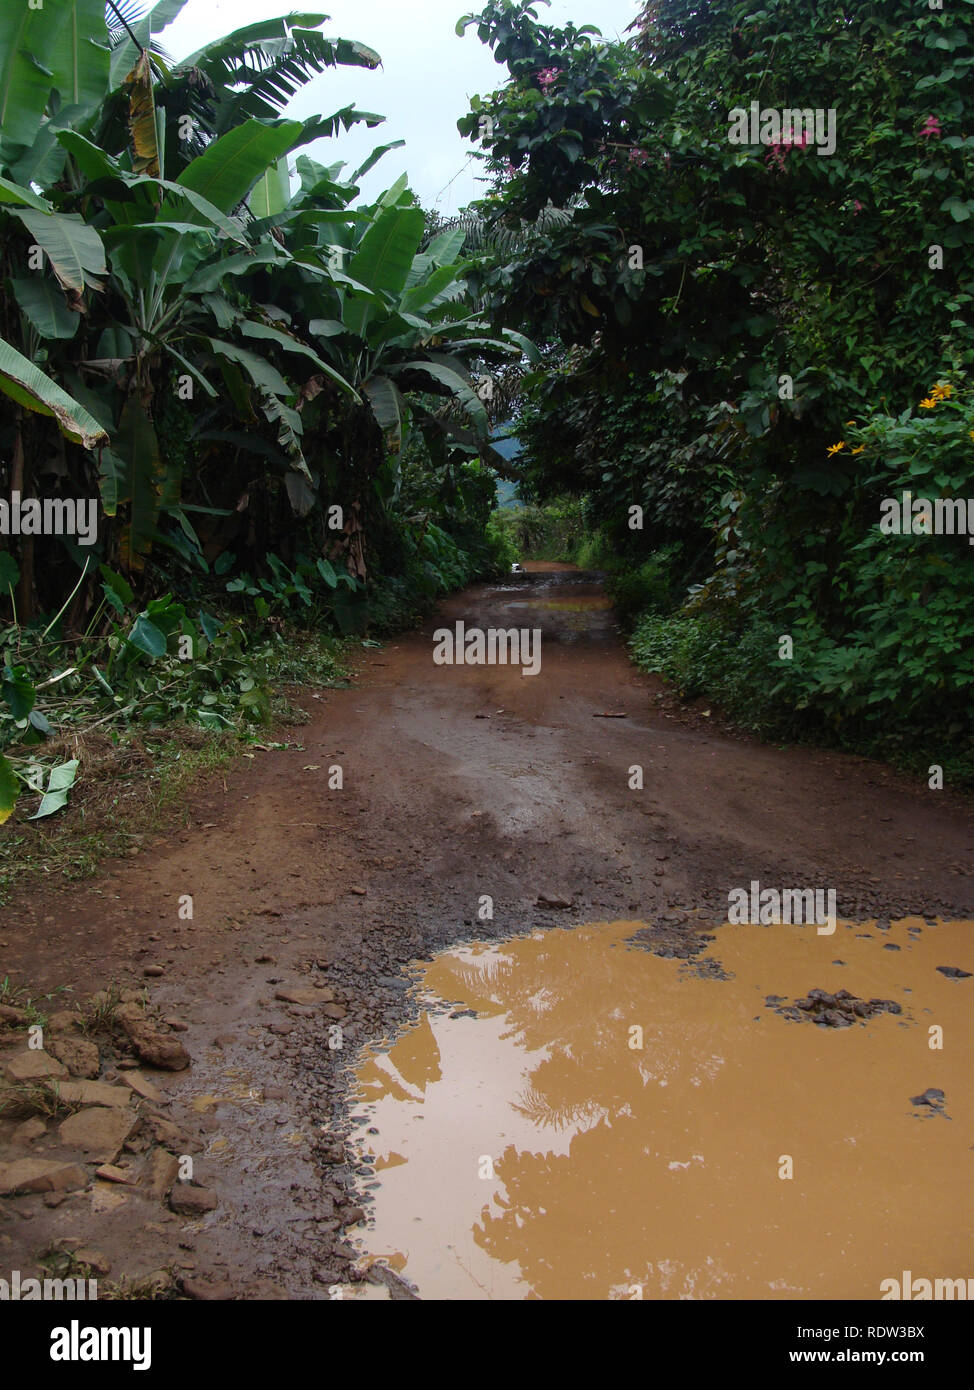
[2,564,972,1299]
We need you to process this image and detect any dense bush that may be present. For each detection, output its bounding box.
[459,0,974,771]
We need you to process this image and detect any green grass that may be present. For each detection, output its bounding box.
[0,975,72,1024]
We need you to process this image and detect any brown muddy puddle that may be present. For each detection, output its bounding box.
[346,918,973,1300]
[495,587,616,642]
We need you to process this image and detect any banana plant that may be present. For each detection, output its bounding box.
[284,172,539,460]
[174,14,382,141]
[0,0,111,181]
[189,168,537,577]
[65,120,366,568]
[0,333,107,450]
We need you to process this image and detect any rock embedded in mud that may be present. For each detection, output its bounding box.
[169,1184,218,1216]
[143,1148,180,1200]
[47,1035,101,1079]
[909,1088,946,1110]
[936,965,972,980]
[316,1140,345,1165]
[775,988,902,1027]
[144,1112,191,1150]
[118,1071,165,1104]
[114,1003,190,1071]
[3,1049,69,1083]
[0,1158,87,1195]
[58,1106,137,1163]
[95,1164,135,1184]
[49,1080,131,1109]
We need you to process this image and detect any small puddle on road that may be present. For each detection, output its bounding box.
[347,918,973,1300]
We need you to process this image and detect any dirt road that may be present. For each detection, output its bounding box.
[2,564,972,1297]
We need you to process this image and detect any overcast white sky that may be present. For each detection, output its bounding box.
[155,0,642,213]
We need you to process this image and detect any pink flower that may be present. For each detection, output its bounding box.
[920,115,942,139]
[853,199,863,215]
[765,142,788,173]
[537,67,561,90]
[765,131,811,172]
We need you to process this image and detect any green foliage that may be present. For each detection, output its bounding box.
[460,0,974,767]
[630,609,783,727]
[491,496,587,560]
[486,514,518,571]
[224,551,362,631]
[604,547,684,629]
[457,0,659,218]
[0,3,538,842]
[1,4,528,636]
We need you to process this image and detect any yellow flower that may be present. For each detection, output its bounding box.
[844,419,857,426]
[851,445,865,454]
[931,382,952,399]
[969,430,974,442]
[918,397,938,409]
[826,441,846,455]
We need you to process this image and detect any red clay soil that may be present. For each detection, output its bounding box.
[1,563,971,1297]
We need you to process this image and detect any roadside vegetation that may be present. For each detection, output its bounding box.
[478,0,974,784]
[0,1,523,848]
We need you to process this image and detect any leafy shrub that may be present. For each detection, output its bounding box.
[630,609,787,731]
[605,546,684,629]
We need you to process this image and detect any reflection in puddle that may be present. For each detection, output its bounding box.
[348,918,974,1300]
[480,585,617,645]
[505,597,612,613]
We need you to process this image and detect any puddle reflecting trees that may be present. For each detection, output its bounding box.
[348,919,974,1300]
